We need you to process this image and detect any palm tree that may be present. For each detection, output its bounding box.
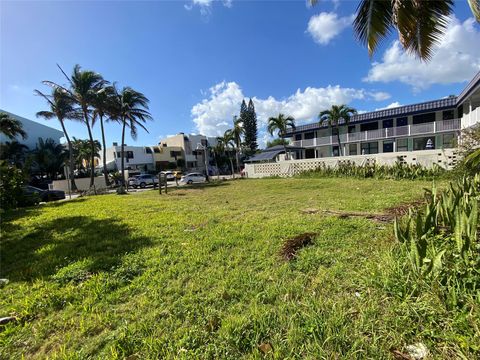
[217,130,236,178]
[72,137,101,176]
[44,64,107,188]
[267,113,295,160]
[230,116,245,173]
[310,0,479,61]
[0,112,27,140]
[0,141,29,167]
[109,86,152,193]
[319,105,356,157]
[92,85,116,187]
[32,138,68,180]
[35,87,80,191]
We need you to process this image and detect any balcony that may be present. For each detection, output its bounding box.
[292,119,460,147]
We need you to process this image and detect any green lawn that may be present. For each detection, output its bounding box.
[1,178,473,359]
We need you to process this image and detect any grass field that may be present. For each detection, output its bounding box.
[1,177,475,359]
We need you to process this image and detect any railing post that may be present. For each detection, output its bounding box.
[408,125,411,136]
[434,121,436,133]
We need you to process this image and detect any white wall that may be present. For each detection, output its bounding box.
[52,176,107,191]
[103,145,154,171]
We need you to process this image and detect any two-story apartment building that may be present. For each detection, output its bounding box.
[284,71,480,161]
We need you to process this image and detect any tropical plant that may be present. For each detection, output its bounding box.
[44,64,107,188]
[310,0,480,61]
[230,115,245,173]
[217,131,236,178]
[0,112,27,140]
[0,141,29,167]
[0,161,25,210]
[267,113,296,160]
[32,138,68,180]
[318,105,356,157]
[109,86,152,193]
[72,137,101,175]
[266,138,289,148]
[35,87,80,191]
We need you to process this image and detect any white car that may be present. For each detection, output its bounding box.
[160,171,175,181]
[179,172,206,185]
[128,174,159,188]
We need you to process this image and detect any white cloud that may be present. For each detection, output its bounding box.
[375,102,402,111]
[185,0,232,16]
[368,91,391,101]
[364,16,480,91]
[191,81,389,145]
[307,12,354,45]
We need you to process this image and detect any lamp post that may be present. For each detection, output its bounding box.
[196,143,209,182]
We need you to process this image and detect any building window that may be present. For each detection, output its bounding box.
[442,133,456,148]
[383,119,393,128]
[145,147,152,154]
[305,148,315,158]
[397,138,408,152]
[442,110,455,120]
[294,134,302,141]
[360,122,379,132]
[348,125,356,133]
[383,141,394,153]
[413,137,435,151]
[349,144,357,156]
[412,112,435,125]
[304,132,315,140]
[361,141,378,154]
[331,127,339,136]
[397,117,408,127]
[117,151,134,158]
[153,147,160,153]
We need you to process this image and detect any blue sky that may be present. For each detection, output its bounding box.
[1,0,479,148]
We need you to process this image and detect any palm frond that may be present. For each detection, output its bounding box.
[468,0,480,22]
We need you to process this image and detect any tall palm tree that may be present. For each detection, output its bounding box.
[217,130,236,178]
[0,112,27,140]
[110,86,152,193]
[230,115,245,173]
[44,64,107,188]
[267,113,296,160]
[92,85,116,187]
[35,87,80,191]
[0,141,29,167]
[319,105,356,157]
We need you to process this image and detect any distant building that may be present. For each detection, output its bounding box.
[0,110,64,149]
[102,143,154,173]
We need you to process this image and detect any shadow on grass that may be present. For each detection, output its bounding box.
[180,180,231,191]
[1,215,151,282]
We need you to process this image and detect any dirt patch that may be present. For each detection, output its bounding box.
[280,233,316,261]
[385,198,425,217]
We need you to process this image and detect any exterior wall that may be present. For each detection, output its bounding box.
[51,176,107,191]
[0,110,64,149]
[244,149,458,178]
[104,145,154,172]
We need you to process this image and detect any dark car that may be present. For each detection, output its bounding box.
[21,186,66,205]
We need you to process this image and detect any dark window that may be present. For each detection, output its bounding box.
[305,148,315,159]
[397,117,408,127]
[145,147,152,154]
[442,133,456,148]
[442,110,454,120]
[457,105,463,117]
[153,147,160,153]
[361,141,378,154]
[397,138,408,152]
[383,141,394,153]
[348,125,356,133]
[383,119,393,128]
[304,132,315,140]
[413,137,435,151]
[349,144,357,155]
[412,112,435,125]
[360,122,379,132]
[294,134,302,141]
[332,145,340,156]
[331,128,339,136]
[117,151,134,158]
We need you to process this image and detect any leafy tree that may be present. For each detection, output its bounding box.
[310,0,480,61]
[0,141,29,167]
[318,105,357,157]
[35,87,80,191]
[243,99,258,154]
[32,138,67,180]
[0,161,25,210]
[216,131,235,178]
[72,137,101,176]
[109,86,152,193]
[230,115,245,172]
[266,138,290,149]
[267,113,296,160]
[0,112,27,140]
[45,64,107,188]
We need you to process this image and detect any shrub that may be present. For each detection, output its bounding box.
[0,161,25,210]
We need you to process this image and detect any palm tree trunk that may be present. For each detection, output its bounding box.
[214,151,220,180]
[336,128,343,156]
[99,115,110,187]
[119,119,127,194]
[235,148,241,173]
[228,151,235,179]
[58,120,77,191]
[82,108,96,189]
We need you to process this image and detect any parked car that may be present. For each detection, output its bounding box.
[179,172,206,185]
[21,186,66,205]
[128,174,159,188]
[159,171,175,181]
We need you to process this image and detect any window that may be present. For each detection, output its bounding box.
[413,137,435,151]
[397,139,408,152]
[412,112,435,125]
[349,144,357,156]
[113,152,116,159]
[361,141,378,154]
[348,125,356,133]
[294,134,302,141]
[332,145,339,156]
[116,151,134,158]
[360,122,379,132]
[331,128,339,136]
[153,147,160,153]
[305,148,315,158]
[442,110,454,120]
[397,117,408,127]
[442,133,456,148]
[145,147,152,154]
[383,141,394,153]
[304,132,315,140]
[383,119,393,128]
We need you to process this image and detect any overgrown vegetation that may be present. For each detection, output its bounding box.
[299,160,446,180]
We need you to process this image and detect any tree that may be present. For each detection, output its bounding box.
[110,86,152,194]
[267,113,296,160]
[230,115,245,173]
[72,137,101,176]
[318,105,357,157]
[92,85,117,187]
[266,138,289,149]
[310,0,480,61]
[0,141,29,167]
[35,87,80,191]
[243,99,258,154]
[217,131,236,178]
[0,112,27,140]
[45,64,107,188]
[32,138,67,180]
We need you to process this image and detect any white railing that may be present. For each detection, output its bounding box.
[294,119,460,147]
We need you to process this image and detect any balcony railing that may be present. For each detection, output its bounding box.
[292,119,460,148]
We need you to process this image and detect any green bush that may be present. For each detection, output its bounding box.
[0,161,25,210]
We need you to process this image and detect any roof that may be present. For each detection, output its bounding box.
[456,70,480,105]
[246,145,303,163]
